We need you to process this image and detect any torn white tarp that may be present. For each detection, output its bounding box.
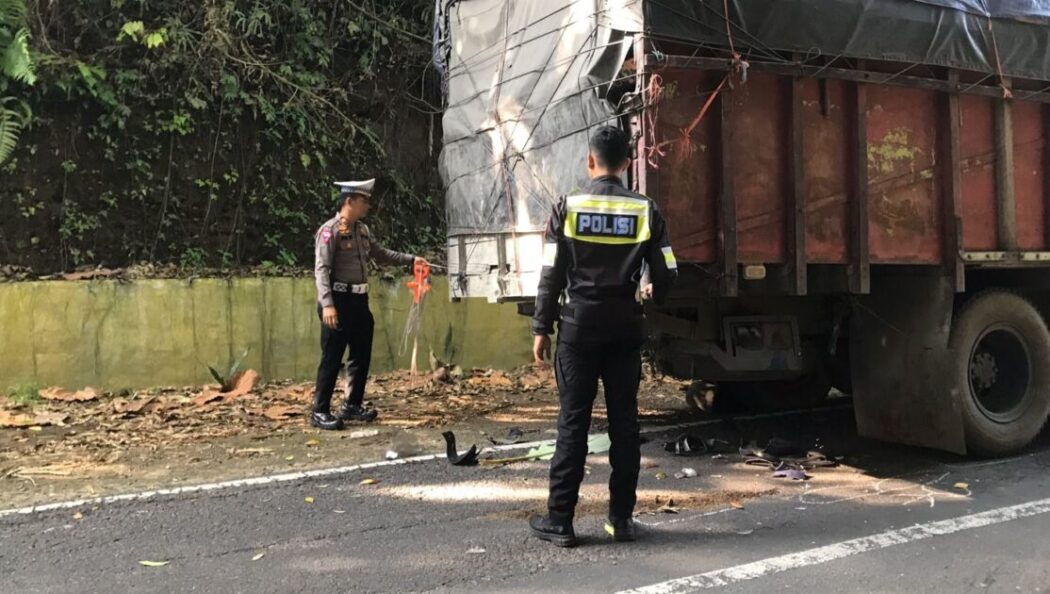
[437,0,640,300]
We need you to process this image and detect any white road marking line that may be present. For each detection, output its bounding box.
[616,496,1050,594]
[0,404,851,519]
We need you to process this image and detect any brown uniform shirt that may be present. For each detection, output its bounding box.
[314,216,414,307]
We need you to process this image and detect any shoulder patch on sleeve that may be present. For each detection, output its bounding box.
[321,227,333,244]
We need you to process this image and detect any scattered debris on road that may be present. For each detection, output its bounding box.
[442,431,480,466]
[674,468,698,479]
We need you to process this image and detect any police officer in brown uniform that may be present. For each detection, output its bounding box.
[312,179,427,431]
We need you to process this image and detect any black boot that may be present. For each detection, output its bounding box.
[529,515,577,548]
[604,516,637,542]
[310,412,344,431]
[338,404,378,423]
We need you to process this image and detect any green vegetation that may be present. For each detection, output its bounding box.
[1,0,443,272]
[6,381,40,405]
[0,0,34,163]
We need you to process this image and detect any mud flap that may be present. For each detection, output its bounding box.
[850,272,966,454]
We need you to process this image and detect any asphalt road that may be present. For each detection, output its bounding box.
[2,406,1049,594]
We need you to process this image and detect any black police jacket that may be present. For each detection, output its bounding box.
[532,175,678,338]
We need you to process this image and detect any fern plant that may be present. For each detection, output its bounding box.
[0,0,33,164]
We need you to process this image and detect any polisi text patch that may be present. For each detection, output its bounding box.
[575,213,638,238]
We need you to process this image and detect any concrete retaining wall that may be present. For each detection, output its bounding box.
[0,277,531,391]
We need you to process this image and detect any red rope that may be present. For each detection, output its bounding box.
[642,0,749,168]
[645,74,668,168]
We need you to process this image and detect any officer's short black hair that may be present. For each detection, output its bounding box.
[338,191,370,208]
[589,125,631,169]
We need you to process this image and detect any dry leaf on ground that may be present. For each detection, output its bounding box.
[263,405,300,421]
[40,387,99,402]
[192,390,223,407]
[114,397,157,415]
[32,412,70,427]
[0,409,35,428]
[225,370,261,398]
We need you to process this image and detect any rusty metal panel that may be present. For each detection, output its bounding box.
[959,95,998,251]
[1013,100,1047,251]
[731,73,788,264]
[866,85,942,264]
[802,78,850,264]
[649,67,719,263]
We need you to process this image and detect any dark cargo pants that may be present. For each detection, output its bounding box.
[547,334,643,525]
[313,292,374,414]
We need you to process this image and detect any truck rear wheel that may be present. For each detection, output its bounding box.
[949,291,1050,456]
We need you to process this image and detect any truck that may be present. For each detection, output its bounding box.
[435,0,1050,456]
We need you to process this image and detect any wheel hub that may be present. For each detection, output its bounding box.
[968,326,1031,424]
[969,351,998,392]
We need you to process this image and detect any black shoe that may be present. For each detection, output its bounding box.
[604,516,637,542]
[338,404,378,423]
[309,412,344,431]
[529,515,577,548]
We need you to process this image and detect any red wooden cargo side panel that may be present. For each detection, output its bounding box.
[730,74,788,264]
[648,68,719,263]
[802,78,849,264]
[959,95,998,251]
[1013,101,1047,251]
[866,85,942,264]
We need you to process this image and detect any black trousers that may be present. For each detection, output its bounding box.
[547,332,643,524]
[313,292,374,414]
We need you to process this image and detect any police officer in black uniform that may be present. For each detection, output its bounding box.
[529,126,678,547]
[311,179,426,431]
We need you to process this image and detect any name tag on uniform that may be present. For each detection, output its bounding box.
[575,213,638,238]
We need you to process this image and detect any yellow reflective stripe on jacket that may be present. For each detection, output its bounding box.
[662,246,678,270]
[564,194,652,245]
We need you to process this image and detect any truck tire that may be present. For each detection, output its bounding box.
[949,291,1050,456]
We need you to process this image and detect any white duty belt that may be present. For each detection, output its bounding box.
[332,282,369,294]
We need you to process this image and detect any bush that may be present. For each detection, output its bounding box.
[0,0,444,273]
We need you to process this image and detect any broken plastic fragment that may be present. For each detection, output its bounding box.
[772,468,810,481]
[304,497,314,503]
[139,561,169,567]
[385,450,399,460]
[487,426,526,446]
[442,431,480,466]
[252,553,266,561]
[360,478,380,485]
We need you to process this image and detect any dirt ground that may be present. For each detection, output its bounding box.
[0,366,694,509]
